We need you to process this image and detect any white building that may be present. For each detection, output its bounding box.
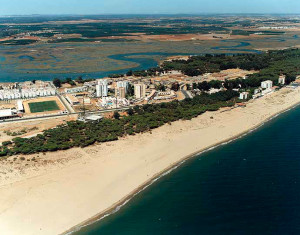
[117,81,129,93]
[115,87,126,99]
[66,94,80,106]
[64,86,87,94]
[261,80,273,89]
[239,92,249,100]
[278,75,286,85]
[0,88,55,100]
[98,97,129,108]
[96,80,108,97]
[134,84,146,99]
[0,109,18,120]
[17,100,24,112]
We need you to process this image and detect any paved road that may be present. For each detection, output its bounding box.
[181,90,193,99]
[0,107,131,124]
[57,93,75,113]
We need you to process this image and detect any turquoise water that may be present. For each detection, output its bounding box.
[74,105,300,235]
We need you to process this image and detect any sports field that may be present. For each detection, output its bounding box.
[28,101,60,113]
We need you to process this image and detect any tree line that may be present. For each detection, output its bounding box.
[0,90,239,157]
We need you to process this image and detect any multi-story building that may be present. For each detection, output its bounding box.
[117,81,129,93]
[0,88,56,100]
[278,75,286,85]
[96,80,108,97]
[115,87,126,99]
[65,86,87,94]
[134,84,146,99]
[239,92,249,100]
[261,80,273,89]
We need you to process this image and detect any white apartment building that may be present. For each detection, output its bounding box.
[115,87,126,99]
[261,80,273,89]
[278,75,286,85]
[239,92,249,100]
[96,80,108,97]
[65,86,87,94]
[98,97,129,108]
[134,84,146,99]
[0,88,55,100]
[117,81,129,93]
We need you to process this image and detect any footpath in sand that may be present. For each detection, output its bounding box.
[0,87,299,235]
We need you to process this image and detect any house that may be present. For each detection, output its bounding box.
[278,75,286,85]
[239,92,249,100]
[261,80,273,89]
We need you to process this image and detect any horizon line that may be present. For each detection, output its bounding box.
[1,13,300,17]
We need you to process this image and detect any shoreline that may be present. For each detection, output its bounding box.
[64,96,300,235]
[0,87,300,235]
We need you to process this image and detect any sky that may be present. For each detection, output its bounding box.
[0,0,299,15]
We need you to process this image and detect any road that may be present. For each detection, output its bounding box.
[181,90,193,99]
[0,107,131,124]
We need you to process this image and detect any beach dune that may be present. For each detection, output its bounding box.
[0,87,299,235]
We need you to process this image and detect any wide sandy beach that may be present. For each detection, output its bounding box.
[0,87,299,235]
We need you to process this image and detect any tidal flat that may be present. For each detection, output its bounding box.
[0,32,299,82]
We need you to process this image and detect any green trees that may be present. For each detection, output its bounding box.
[65,78,76,86]
[127,84,134,97]
[53,78,62,88]
[53,77,80,88]
[75,76,84,84]
[156,84,166,91]
[0,89,239,157]
[113,111,121,120]
[127,108,134,116]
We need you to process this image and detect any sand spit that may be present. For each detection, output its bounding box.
[0,87,299,235]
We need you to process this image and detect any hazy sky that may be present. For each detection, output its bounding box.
[0,0,299,15]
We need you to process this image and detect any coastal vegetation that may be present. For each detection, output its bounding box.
[118,49,299,88]
[0,90,238,156]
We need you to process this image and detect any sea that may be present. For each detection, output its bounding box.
[73,104,300,234]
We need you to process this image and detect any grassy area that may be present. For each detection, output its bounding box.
[29,101,59,113]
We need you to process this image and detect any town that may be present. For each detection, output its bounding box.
[0,62,298,123]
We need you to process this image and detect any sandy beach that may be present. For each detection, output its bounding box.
[0,87,300,235]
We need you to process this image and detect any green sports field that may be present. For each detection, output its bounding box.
[28,101,60,113]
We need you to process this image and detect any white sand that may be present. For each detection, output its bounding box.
[0,87,299,235]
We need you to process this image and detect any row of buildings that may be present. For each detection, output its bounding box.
[0,81,56,101]
[0,100,24,120]
[240,76,286,100]
[0,88,56,100]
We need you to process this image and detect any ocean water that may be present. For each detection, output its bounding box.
[74,105,300,235]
